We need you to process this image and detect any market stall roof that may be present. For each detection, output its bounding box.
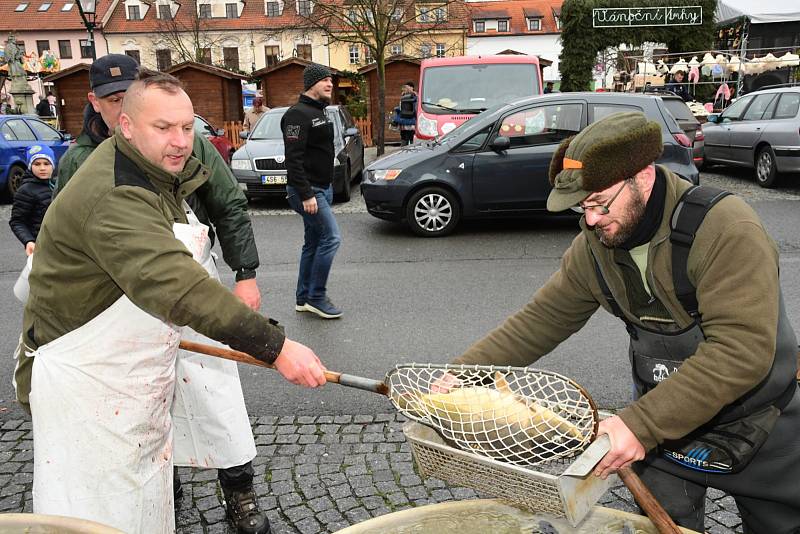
[716,0,800,25]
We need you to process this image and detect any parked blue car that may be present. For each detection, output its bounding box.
[0,115,72,197]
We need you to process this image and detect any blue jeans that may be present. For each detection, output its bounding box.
[286,185,341,303]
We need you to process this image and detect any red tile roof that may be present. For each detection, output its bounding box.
[0,0,113,31]
[103,0,469,33]
[467,0,562,36]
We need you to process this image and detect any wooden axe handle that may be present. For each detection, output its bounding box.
[618,465,683,534]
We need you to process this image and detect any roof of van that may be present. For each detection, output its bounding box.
[420,55,541,68]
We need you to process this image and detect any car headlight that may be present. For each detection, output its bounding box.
[368,169,402,182]
[231,158,252,171]
[417,114,438,138]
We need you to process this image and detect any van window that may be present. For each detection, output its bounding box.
[773,93,800,119]
[742,94,777,121]
[494,103,582,148]
[590,104,643,123]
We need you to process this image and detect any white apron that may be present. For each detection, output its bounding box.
[171,202,256,469]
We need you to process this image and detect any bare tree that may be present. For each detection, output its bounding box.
[291,0,467,154]
[154,0,228,65]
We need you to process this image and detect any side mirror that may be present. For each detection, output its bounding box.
[706,114,719,124]
[239,131,249,140]
[344,126,359,138]
[215,128,225,137]
[490,136,510,152]
[61,132,73,141]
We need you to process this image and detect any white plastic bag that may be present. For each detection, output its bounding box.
[13,254,33,303]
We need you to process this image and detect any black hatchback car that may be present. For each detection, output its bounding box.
[362,93,699,236]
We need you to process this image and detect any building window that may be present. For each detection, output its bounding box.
[125,49,141,64]
[266,1,279,16]
[297,0,311,16]
[434,6,446,21]
[295,44,312,60]
[498,19,508,32]
[265,45,279,66]
[225,3,237,17]
[364,46,373,63]
[391,7,402,21]
[223,47,239,70]
[555,16,561,29]
[14,3,27,11]
[435,43,445,58]
[58,40,72,59]
[474,20,485,32]
[36,40,50,56]
[79,39,94,58]
[349,45,359,64]
[418,6,430,22]
[61,2,73,9]
[198,3,211,17]
[158,4,172,19]
[156,49,172,71]
[38,3,51,10]
[527,17,540,30]
[419,44,431,58]
[390,44,403,55]
[199,47,212,64]
[127,5,141,19]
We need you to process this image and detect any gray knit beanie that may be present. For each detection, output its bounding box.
[303,63,332,91]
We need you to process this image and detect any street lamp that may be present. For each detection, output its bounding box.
[75,0,97,60]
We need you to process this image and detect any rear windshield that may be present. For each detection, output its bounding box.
[250,112,285,140]
[421,63,540,115]
[661,98,694,122]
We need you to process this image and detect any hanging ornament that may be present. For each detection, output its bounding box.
[715,83,731,102]
[670,57,688,74]
[761,53,780,72]
[728,55,741,73]
[779,51,800,68]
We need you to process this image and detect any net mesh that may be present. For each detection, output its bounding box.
[386,364,596,467]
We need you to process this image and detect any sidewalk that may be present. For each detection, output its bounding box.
[0,414,743,533]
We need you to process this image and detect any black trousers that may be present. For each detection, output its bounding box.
[634,393,800,534]
[218,461,254,491]
[400,129,414,146]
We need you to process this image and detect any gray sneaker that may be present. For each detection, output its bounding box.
[304,298,342,319]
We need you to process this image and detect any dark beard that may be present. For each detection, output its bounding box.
[595,185,646,247]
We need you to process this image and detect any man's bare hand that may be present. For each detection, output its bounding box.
[593,416,646,479]
[302,196,318,215]
[25,242,35,256]
[273,339,327,388]
[430,371,461,393]
[233,278,261,310]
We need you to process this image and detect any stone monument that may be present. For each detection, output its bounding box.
[4,33,34,113]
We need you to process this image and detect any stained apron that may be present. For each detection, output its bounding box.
[171,202,256,469]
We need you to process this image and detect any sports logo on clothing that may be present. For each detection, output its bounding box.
[29,145,43,155]
[311,117,328,128]
[285,124,301,140]
[663,447,732,473]
[652,363,677,382]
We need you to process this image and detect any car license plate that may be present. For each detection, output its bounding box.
[261,175,287,185]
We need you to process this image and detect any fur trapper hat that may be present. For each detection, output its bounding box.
[546,112,663,212]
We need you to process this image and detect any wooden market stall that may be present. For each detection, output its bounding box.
[252,57,341,109]
[165,61,246,126]
[359,55,421,145]
[42,63,91,138]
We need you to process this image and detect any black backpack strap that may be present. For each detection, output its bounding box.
[670,186,732,317]
[590,247,639,339]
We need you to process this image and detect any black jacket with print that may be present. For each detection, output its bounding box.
[281,94,334,200]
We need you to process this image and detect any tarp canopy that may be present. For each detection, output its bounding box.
[715,0,800,25]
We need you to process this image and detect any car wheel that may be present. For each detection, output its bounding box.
[755,146,780,188]
[7,164,26,197]
[405,187,460,237]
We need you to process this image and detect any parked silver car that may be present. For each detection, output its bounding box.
[231,105,365,201]
[702,87,800,187]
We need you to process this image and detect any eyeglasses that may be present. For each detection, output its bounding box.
[571,181,628,215]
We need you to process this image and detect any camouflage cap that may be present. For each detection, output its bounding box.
[546,112,664,212]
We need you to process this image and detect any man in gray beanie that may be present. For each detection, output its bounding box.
[448,111,800,531]
[281,63,343,318]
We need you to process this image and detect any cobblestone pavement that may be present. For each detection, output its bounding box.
[0,414,743,533]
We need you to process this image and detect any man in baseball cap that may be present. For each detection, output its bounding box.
[451,111,800,531]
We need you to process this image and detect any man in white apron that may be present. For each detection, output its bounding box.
[22,69,328,534]
[38,54,272,533]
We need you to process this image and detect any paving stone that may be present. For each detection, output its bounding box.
[301,484,327,500]
[717,495,738,513]
[371,470,395,482]
[276,425,297,435]
[326,520,350,533]
[328,484,352,500]
[317,416,334,424]
[386,492,409,507]
[201,505,228,525]
[276,434,300,445]
[344,506,371,523]
[375,481,400,495]
[370,505,391,517]
[451,487,477,500]
[296,463,319,476]
[321,473,347,486]
[344,464,368,477]
[11,472,32,486]
[333,416,352,424]
[308,496,335,513]
[707,487,727,500]
[348,475,373,488]
[399,474,422,487]
[709,510,742,528]
[404,485,428,500]
[341,424,362,434]
[298,416,317,424]
[0,462,21,474]
[254,424,276,434]
[299,434,319,444]
[176,506,201,525]
[255,434,276,446]
[270,456,295,469]
[0,430,24,441]
[270,480,295,496]
[335,496,359,512]
[362,495,386,510]
[204,523,233,534]
[318,464,341,475]
[285,504,314,522]
[430,489,453,502]
[304,444,328,456]
[195,494,221,512]
[258,495,278,511]
[271,468,293,482]
[376,443,398,453]
[1,421,22,431]
[192,483,217,498]
[279,493,303,508]
[320,434,341,445]
[278,416,296,425]
[0,494,22,511]
[295,516,322,534]
[352,443,375,454]
[341,434,360,444]
[353,485,378,497]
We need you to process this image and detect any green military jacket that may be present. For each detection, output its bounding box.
[17,133,285,409]
[56,130,259,280]
[454,167,782,452]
